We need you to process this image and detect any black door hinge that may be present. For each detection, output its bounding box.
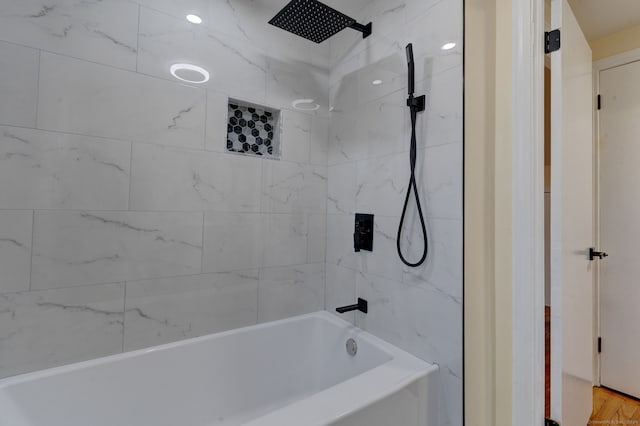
[598,337,602,353]
[546,418,560,426]
[545,29,561,54]
[597,94,601,110]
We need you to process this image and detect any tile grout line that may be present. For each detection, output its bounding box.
[200,212,205,274]
[34,50,41,127]
[135,4,141,73]
[203,90,209,151]
[122,282,127,353]
[0,121,333,168]
[128,142,133,210]
[28,210,35,291]
[256,266,261,325]
[0,266,279,297]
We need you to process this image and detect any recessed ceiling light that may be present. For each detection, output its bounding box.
[170,63,210,84]
[186,14,203,24]
[441,42,456,50]
[292,99,320,111]
[372,79,383,86]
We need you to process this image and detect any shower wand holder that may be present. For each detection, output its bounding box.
[407,95,426,112]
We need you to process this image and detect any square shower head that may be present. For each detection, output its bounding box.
[268,0,360,44]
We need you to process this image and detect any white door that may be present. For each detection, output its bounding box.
[550,0,595,424]
[599,59,640,399]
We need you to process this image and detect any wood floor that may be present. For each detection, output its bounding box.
[546,306,551,418]
[545,307,640,425]
[590,387,640,424]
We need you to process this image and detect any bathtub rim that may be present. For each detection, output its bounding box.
[0,310,439,425]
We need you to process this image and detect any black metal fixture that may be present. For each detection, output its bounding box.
[544,29,561,54]
[336,298,368,314]
[354,213,374,252]
[268,0,372,44]
[589,247,608,261]
[397,43,429,268]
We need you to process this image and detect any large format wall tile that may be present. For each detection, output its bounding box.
[124,271,259,351]
[133,0,274,54]
[130,144,262,212]
[0,126,130,210]
[354,271,405,348]
[31,211,203,289]
[326,214,358,271]
[258,263,324,323]
[416,66,463,149]
[266,60,329,117]
[203,213,263,273]
[309,116,329,166]
[397,282,462,379]
[262,161,327,214]
[326,1,463,424]
[280,110,311,163]
[37,53,206,149]
[132,0,329,66]
[0,0,138,70]
[0,42,39,128]
[415,142,463,220]
[328,162,357,215]
[358,215,404,283]
[0,283,125,379]
[325,264,356,324]
[401,218,463,302]
[356,152,408,218]
[307,214,326,264]
[205,90,229,153]
[137,7,267,102]
[263,214,308,268]
[356,89,407,160]
[0,211,33,294]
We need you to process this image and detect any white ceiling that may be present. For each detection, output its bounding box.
[567,0,640,40]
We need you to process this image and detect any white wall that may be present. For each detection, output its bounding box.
[324,1,463,425]
[0,0,330,378]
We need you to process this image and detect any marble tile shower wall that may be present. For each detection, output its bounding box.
[0,0,330,378]
[325,0,463,425]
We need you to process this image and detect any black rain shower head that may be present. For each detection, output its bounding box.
[268,0,372,44]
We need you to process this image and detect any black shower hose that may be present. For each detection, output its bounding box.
[396,103,428,267]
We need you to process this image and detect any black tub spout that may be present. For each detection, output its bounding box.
[336,298,368,314]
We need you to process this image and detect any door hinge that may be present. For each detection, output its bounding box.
[597,94,601,110]
[545,29,561,54]
[546,418,560,426]
[598,337,602,353]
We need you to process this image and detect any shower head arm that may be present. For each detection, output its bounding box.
[348,21,373,39]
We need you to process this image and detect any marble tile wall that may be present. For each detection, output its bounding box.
[324,0,463,425]
[0,0,330,379]
[0,2,464,424]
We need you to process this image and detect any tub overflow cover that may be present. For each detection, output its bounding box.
[346,338,358,356]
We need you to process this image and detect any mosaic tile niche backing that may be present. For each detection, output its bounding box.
[226,100,281,159]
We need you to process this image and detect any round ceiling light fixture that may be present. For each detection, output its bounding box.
[292,98,320,111]
[441,42,456,50]
[186,14,203,24]
[372,79,383,86]
[170,63,210,84]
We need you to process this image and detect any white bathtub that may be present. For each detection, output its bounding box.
[0,311,438,426]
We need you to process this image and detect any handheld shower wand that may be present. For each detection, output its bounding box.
[397,43,428,267]
[406,44,415,96]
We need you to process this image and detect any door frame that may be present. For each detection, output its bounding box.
[511,0,546,424]
[593,47,640,387]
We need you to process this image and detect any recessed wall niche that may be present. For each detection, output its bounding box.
[226,99,281,159]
